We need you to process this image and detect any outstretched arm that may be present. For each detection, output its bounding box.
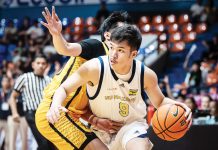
[46,59,98,124]
[41,6,82,56]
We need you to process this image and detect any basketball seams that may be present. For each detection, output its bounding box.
[152,104,189,141]
[164,104,174,129]
[156,105,177,140]
[152,124,165,140]
[157,106,184,135]
[166,106,189,133]
[166,120,190,133]
[156,109,165,134]
[157,105,188,139]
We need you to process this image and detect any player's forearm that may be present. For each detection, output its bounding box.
[52,33,72,56]
[159,97,177,107]
[52,86,67,106]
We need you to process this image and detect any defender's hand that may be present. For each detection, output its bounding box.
[46,104,68,124]
[41,6,62,36]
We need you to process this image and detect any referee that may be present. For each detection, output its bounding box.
[9,54,54,150]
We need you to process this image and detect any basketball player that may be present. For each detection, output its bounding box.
[49,24,192,150]
[35,6,133,150]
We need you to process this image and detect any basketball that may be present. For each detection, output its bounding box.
[151,104,189,141]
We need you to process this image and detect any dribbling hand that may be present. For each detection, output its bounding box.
[175,102,192,129]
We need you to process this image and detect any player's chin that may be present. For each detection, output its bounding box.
[110,61,117,65]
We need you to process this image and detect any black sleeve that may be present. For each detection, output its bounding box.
[79,39,106,60]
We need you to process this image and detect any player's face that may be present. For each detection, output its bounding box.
[32,57,48,76]
[109,40,137,69]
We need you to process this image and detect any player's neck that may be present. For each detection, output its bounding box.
[112,61,133,75]
[114,64,132,81]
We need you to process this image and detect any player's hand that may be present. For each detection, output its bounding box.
[91,116,124,133]
[12,113,20,123]
[41,6,62,36]
[175,102,192,129]
[46,104,68,124]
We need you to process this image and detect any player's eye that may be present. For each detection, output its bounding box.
[118,49,124,53]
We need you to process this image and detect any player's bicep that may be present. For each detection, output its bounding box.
[144,68,165,108]
[61,67,88,94]
[66,43,82,56]
[60,60,97,94]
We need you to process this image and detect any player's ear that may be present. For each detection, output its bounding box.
[131,50,138,58]
[104,32,111,41]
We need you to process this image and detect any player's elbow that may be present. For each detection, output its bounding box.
[56,49,71,56]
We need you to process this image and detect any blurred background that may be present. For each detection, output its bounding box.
[0,0,218,150]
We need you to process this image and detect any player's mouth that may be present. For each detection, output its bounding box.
[110,59,117,65]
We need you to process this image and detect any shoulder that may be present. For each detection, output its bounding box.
[79,38,105,60]
[143,66,158,87]
[84,57,100,70]
[81,58,101,76]
[79,38,102,46]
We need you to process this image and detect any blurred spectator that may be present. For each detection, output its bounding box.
[95,1,110,28]
[190,0,204,23]
[42,41,57,58]
[27,39,41,59]
[206,70,218,86]
[200,59,212,85]
[209,100,218,122]
[4,20,17,43]
[209,86,218,101]
[159,76,173,99]
[0,76,11,150]
[203,0,217,26]
[184,62,202,93]
[200,95,212,110]
[184,97,199,118]
[18,17,30,44]
[26,20,44,41]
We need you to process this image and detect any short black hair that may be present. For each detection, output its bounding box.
[110,24,142,51]
[99,11,133,41]
[33,54,48,62]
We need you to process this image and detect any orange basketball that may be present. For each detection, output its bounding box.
[151,104,190,141]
